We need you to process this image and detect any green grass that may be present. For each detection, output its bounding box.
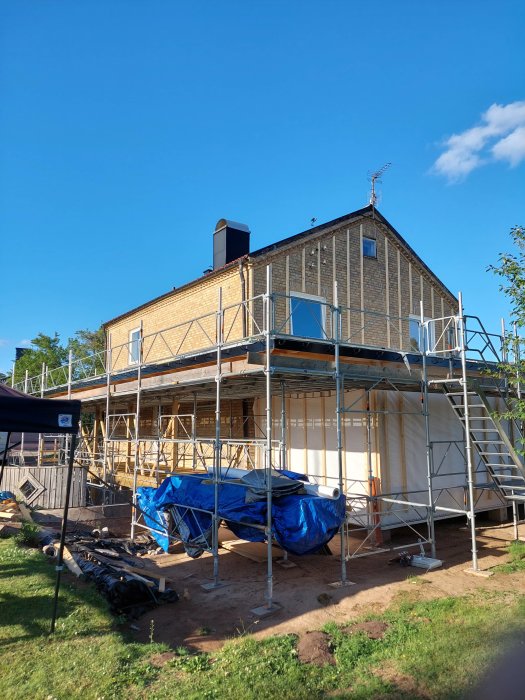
[1,537,525,699]
[493,540,525,573]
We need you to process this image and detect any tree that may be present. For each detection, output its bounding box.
[489,226,525,327]
[67,327,106,380]
[9,326,106,387]
[13,333,68,386]
[489,225,525,438]
[67,327,105,361]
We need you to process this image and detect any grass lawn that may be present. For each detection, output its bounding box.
[1,537,524,699]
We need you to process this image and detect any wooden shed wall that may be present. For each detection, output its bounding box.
[1,466,87,509]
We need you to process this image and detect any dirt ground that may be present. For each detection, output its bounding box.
[122,516,525,652]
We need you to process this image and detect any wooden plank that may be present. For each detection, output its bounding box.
[114,563,168,592]
[54,542,84,577]
[220,539,282,563]
[0,511,20,521]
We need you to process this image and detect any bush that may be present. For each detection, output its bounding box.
[14,522,41,547]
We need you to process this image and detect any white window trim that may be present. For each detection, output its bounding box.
[289,292,327,338]
[128,327,141,365]
[362,236,377,259]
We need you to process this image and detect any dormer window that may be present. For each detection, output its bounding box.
[363,236,377,258]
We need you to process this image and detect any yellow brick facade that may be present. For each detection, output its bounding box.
[251,216,457,350]
[107,265,247,371]
[105,211,457,369]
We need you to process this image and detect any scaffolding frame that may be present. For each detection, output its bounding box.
[12,266,525,603]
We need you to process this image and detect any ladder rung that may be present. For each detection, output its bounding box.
[452,404,485,409]
[492,475,525,480]
[473,440,505,445]
[486,463,517,468]
[479,453,508,458]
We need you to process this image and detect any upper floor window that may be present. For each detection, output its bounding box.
[290,292,327,340]
[129,327,141,364]
[362,236,377,258]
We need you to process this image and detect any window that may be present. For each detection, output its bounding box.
[290,293,327,339]
[362,236,377,258]
[409,315,436,353]
[129,327,141,364]
[17,474,44,505]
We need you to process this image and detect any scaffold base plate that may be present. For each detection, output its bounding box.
[201,580,229,591]
[250,602,282,617]
[328,579,356,588]
[463,567,493,578]
[276,558,297,568]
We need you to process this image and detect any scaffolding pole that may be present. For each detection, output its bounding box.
[211,287,223,588]
[102,345,112,501]
[458,292,479,571]
[264,264,275,608]
[37,362,46,467]
[334,281,348,584]
[422,302,437,558]
[280,381,286,470]
[130,321,143,541]
[513,321,521,540]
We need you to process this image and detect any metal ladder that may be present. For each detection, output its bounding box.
[442,382,525,502]
[439,307,525,506]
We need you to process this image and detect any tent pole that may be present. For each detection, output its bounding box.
[0,431,12,490]
[50,432,78,634]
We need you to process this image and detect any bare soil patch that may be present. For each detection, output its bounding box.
[344,619,389,639]
[125,520,525,652]
[374,661,430,699]
[296,631,335,666]
[149,651,177,667]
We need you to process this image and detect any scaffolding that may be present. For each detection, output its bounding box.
[11,266,525,608]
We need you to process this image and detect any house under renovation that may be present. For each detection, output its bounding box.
[11,204,525,609]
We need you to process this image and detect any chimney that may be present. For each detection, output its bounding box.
[213,219,250,270]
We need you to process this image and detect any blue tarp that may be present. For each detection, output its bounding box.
[136,472,345,556]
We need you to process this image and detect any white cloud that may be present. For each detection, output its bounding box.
[492,126,525,166]
[18,339,32,347]
[433,101,525,181]
[0,339,8,348]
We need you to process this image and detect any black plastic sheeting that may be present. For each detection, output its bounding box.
[77,557,178,617]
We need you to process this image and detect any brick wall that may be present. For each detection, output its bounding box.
[107,266,245,371]
[251,216,457,351]
[106,213,458,368]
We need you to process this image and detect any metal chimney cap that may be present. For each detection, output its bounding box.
[214,219,251,234]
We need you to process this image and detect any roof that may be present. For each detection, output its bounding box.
[103,205,456,327]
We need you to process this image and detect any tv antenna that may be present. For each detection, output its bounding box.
[369,162,391,207]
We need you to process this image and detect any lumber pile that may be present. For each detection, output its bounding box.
[0,492,22,522]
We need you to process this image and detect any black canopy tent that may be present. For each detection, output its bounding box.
[0,383,82,633]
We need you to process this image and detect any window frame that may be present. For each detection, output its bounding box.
[289,291,328,340]
[409,314,436,354]
[128,326,142,365]
[362,236,377,259]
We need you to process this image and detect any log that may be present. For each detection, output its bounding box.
[18,503,34,522]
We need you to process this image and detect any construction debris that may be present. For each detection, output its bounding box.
[61,532,178,617]
[0,491,22,521]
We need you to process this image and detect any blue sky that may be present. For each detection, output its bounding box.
[0,1,524,373]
